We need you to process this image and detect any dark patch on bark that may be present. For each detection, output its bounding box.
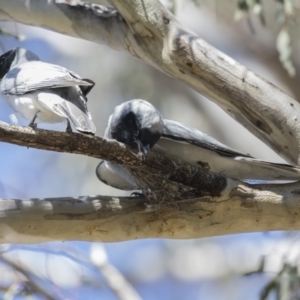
[292,189,300,195]
[163,15,170,24]
[197,161,210,170]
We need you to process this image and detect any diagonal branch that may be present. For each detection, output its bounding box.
[0,0,128,50]
[109,0,300,165]
[0,256,57,300]
[1,0,300,164]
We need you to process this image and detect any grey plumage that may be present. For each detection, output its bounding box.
[96,99,300,190]
[0,47,96,134]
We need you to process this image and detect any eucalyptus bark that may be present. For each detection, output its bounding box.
[1,179,300,243]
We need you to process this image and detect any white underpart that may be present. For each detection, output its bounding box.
[4,91,67,124]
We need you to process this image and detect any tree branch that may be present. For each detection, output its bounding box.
[0,121,226,196]
[1,179,300,244]
[0,256,57,300]
[109,0,300,164]
[0,0,128,50]
[0,122,300,243]
[1,0,300,164]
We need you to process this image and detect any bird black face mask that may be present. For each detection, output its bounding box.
[109,100,164,159]
[0,49,16,80]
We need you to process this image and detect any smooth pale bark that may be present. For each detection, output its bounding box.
[1,179,300,243]
[1,0,300,164]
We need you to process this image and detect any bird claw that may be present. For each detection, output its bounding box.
[137,151,146,161]
[28,122,37,129]
[66,120,73,133]
[130,192,144,197]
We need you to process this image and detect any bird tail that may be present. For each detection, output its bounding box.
[58,102,96,135]
[233,157,300,182]
[37,92,96,135]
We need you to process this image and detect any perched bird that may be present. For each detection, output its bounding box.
[96,99,300,190]
[97,100,164,190]
[0,47,96,134]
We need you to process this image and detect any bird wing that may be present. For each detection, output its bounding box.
[96,161,138,190]
[162,119,250,158]
[1,61,94,95]
[154,119,300,181]
[38,92,96,135]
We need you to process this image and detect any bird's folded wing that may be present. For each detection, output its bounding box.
[159,120,300,181]
[1,61,94,95]
[162,119,251,158]
[96,161,138,190]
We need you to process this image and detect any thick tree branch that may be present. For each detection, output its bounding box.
[1,178,300,243]
[1,0,300,164]
[0,0,129,49]
[109,0,300,164]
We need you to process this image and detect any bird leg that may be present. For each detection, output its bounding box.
[28,112,38,129]
[66,119,73,133]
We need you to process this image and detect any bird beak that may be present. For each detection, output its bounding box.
[136,140,150,160]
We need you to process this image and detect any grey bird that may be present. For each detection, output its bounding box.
[0,47,96,134]
[96,99,300,190]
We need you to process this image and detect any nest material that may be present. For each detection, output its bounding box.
[127,151,227,205]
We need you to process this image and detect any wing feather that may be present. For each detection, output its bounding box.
[158,119,300,181]
[96,161,138,190]
[38,92,96,135]
[162,119,251,158]
[1,61,93,95]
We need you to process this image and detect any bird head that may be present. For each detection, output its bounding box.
[0,48,40,81]
[0,48,17,80]
[109,99,164,159]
